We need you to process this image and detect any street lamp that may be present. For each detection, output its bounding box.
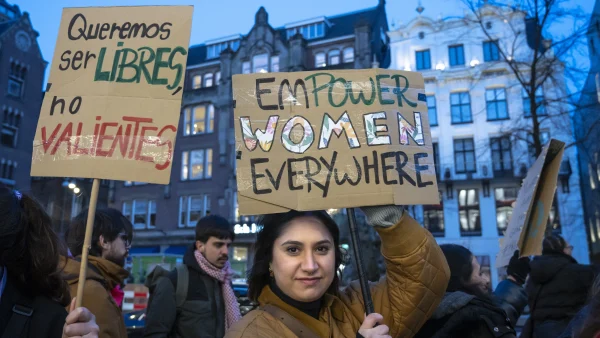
[73,187,80,194]
[68,182,76,189]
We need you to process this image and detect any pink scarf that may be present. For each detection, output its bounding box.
[194,250,242,329]
[111,284,124,307]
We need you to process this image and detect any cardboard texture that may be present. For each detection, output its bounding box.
[31,6,193,184]
[496,139,565,267]
[233,69,439,215]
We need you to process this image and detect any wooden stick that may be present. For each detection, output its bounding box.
[75,178,100,308]
[346,207,375,314]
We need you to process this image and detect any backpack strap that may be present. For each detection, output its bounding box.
[175,264,189,308]
[261,304,320,338]
[2,293,34,338]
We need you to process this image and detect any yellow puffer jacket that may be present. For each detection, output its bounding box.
[225,213,450,338]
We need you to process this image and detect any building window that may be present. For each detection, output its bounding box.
[483,40,500,62]
[252,53,269,73]
[459,189,481,236]
[231,246,249,278]
[271,56,279,72]
[122,200,156,229]
[590,164,597,190]
[476,255,491,285]
[192,75,201,89]
[1,109,19,148]
[315,53,326,68]
[181,148,213,180]
[450,92,472,124]
[203,73,213,87]
[286,22,325,40]
[549,197,561,233]
[343,47,354,63]
[215,71,221,85]
[486,88,508,120]
[454,138,476,173]
[528,131,550,162]
[427,95,437,126]
[179,195,211,227]
[416,49,431,70]
[0,159,16,181]
[242,61,251,74]
[491,136,513,174]
[8,62,25,98]
[433,142,440,173]
[124,181,147,186]
[448,45,465,66]
[495,187,518,235]
[423,194,444,237]
[206,40,240,59]
[328,50,340,66]
[183,104,214,136]
[523,87,546,117]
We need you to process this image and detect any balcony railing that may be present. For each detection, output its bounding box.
[436,161,515,181]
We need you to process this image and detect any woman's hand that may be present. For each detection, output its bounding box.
[62,298,100,338]
[358,313,391,338]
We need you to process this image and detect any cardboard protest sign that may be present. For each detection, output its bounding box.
[233,69,438,215]
[31,6,193,184]
[496,139,565,267]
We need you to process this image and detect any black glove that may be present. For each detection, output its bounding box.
[507,250,530,285]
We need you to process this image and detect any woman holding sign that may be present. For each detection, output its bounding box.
[225,205,450,338]
[0,184,99,338]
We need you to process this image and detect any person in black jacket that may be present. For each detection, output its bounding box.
[144,215,241,338]
[522,234,598,338]
[0,184,99,338]
[415,245,529,338]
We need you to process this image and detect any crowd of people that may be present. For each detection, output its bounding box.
[1,182,598,338]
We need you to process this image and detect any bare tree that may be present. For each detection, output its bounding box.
[461,0,595,156]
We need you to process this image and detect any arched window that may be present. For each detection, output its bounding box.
[343,47,354,63]
[328,50,340,66]
[315,53,326,68]
[192,75,202,89]
[204,73,213,87]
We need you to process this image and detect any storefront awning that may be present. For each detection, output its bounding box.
[129,246,160,255]
[164,245,189,256]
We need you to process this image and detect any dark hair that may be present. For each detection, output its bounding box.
[67,208,133,257]
[542,234,567,255]
[575,275,600,338]
[440,244,475,293]
[247,210,343,301]
[0,184,70,306]
[195,215,235,243]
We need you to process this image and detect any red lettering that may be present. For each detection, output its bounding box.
[91,119,101,156]
[41,124,62,154]
[73,122,90,155]
[135,126,158,163]
[155,125,176,170]
[96,122,118,157]
[109,124,132,158]
[51,122,73,155]
[123,116,153,159]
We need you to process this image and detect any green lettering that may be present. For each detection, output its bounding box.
[391,74,417,108]
[116,48,139,83]
[376,75,394,105]
[304,72,334,107]
[167,46,187,90]
[138,47,155,84]
[348,78,376,105]
[94,47,110,81]
[109,48,122,82]
[152,47,170,85]
[328,77,349,108]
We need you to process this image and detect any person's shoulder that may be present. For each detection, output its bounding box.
[31,295,68,337]
[225,309,286,338]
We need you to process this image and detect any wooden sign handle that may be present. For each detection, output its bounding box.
[346,208,375,315]
[75,178,100,308]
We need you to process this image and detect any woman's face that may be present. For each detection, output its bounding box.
[465,256,491,298]
[563,240,573,256]
[271,216,336,303]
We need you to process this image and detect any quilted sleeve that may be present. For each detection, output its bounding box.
[340,213,450,338]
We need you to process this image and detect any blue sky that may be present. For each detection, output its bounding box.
[18,0,597,90]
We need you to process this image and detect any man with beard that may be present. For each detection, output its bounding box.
[63,208,133,338]
[144,215,241,338]
[415,245,530,338]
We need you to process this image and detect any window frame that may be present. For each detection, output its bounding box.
[486,88,509,120]
[203,73,213,87]
[483,40,500,62]
[122,199,156,230]
[448,44,465,67]
[454,138,477,174]
[181,148,213,181]
[458,188,481,236]
[450,92,473,124]
[192,75,202,89]
[416,49,431,70]
[315,53,326,68]
[179,195,211,228]
[427,95,438,126]
[490,136,513,173]
[522,87,546,117]
[183,104,215,136]
[343,47,354,63]
[495,187,518,236]
[328,50,340,66]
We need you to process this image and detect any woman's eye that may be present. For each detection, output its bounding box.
[316,246,330,253]
[286,247,300,254]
